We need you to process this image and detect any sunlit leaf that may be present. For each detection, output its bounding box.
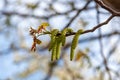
[37,22,49,33]
[41,22,49,28]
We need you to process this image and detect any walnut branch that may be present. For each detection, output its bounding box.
[56,14,114,36]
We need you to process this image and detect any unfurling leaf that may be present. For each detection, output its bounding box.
[31,37,41,52]
[41,22,49,28]
[70,29,83,61]
[30,22,49,52]
[37,22,49,33]
[35,39,42,44]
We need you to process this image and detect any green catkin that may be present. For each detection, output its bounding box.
[61,28,73,46]
[70,29,83,61]
[51,39,57,61]
[54,28,73,60]
[49,29,59,51]
[56,37,62,60]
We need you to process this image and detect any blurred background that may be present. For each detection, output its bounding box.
[0,0,120,80]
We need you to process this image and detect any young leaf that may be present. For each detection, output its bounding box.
[41,22,49,28]
[37,22,49,33]
[35,39,42,44]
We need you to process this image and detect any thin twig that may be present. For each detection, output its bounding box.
[62,0,92,30]
[83,15,114,34]
[96,4,112,80]
[41,14,114,37]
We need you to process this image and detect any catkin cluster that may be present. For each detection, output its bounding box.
[49,28,83,61]
[30,23,83,61]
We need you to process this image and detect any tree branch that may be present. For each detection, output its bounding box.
[62,0,92,30]
[94,0,120,16]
